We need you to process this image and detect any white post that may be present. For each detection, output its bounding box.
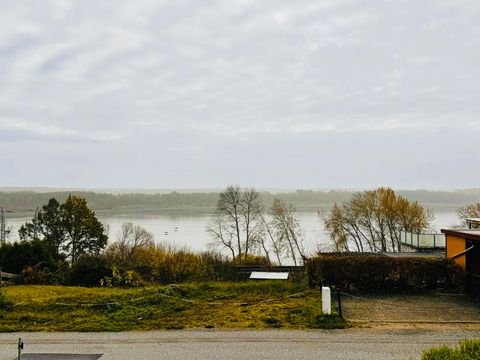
[322,286,331,315]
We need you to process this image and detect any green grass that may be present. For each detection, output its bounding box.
[420,339,480,360]
[0,282,347,331]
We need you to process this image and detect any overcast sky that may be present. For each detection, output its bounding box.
[0,0,479,190]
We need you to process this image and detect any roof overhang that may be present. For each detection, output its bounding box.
[441,228,480,241]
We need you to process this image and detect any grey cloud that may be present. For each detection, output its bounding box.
[0,117,124,143]
[1,0,479,188]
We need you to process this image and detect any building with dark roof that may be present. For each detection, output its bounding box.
[441,228,480,295]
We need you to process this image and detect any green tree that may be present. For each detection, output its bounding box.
[19,198,65,257]
[19,195,108,264]
[60,195,108,264]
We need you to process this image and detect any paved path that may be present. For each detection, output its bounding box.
[1,330,480,360]
[341,293,480,322]
[21,355,102,360]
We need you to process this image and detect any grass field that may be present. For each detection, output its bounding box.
[0,282,346,331]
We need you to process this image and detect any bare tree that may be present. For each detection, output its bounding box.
[115,223,154,265]
[457,203,480,228]
[258,213,287,265]
[207,186,266,264]
[324,203,368,252]
[207,213,236,260]
[271,199,305,265]
[216,186,243,262]
[208,187,304,265]
[240,188,264,260]
[249,221,271,265]
[324,187,432,252]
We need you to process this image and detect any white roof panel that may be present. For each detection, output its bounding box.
[249,271,289,280]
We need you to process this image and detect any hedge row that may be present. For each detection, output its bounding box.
[306,255,462,292]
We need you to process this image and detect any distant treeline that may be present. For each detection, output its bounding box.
[1,189,479,213]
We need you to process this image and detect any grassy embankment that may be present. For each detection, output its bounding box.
[0,282,346,331]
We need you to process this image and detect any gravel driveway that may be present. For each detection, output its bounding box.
[341,292,480,323]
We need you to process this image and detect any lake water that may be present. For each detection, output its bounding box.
[4,209,459,256]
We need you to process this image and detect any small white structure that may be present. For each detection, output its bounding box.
[322,286,331,315]
[249,271,289,280]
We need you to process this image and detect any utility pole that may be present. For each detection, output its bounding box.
[0,207,11,246]
[33,207,39,240]
[0,207,5,246]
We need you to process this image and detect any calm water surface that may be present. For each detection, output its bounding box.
[4,209,459,256]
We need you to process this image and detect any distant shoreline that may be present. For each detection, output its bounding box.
[1,188,479,215]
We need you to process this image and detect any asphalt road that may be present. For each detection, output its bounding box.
[1,329,479,360]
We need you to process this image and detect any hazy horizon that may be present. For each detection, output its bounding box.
[1,185,479,195]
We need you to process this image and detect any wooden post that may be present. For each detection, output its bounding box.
[18,338,23,360]
[337,290,343,319]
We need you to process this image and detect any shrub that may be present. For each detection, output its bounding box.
[458,339,480,360]
[420,339,480,360]
[121,244,237,284]
[105,241,274,284]
[100,266,141,287]
[421,345,458,360]
[19,266,56,285]
[68,255,112,287]
[241,254,271,266]
[306,255,462,292]
[197,252,236,281]
[0,239,59,274]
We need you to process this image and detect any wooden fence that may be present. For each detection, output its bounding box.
[233,265,305,273]
[0,271,18,286]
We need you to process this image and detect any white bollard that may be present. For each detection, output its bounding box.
[322,286,331,315]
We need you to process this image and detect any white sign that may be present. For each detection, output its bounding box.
[249,272,289,280]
